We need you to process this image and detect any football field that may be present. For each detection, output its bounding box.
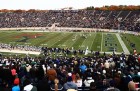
[0,31,140,54]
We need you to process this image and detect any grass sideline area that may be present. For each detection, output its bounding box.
[0,31,139,55]
[121,33,140,54]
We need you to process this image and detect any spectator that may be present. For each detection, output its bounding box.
[79,63,87,74]
[63,76,78,91]
[0,81,11,91]
[104,80,120,91]
[50,78,63,91]
[37,76,50,91]
[128,81,136,91]
[73,73,82,87]
[23,78,37,91]
[84,77,94,87]
[47,66,57,82]
[12,78,20,91]
[104,60,110,69]
[90,82,99,91]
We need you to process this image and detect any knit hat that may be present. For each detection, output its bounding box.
[26,64,29,67]
[68,73,72,76]
[109,80,115,87]
[138,72,140,76]
[67,76,72,82]
[14,78,20,85]
[54,64,57,67]
[103,70,106,74]
[118,71,121,74]
[87,77,93,80]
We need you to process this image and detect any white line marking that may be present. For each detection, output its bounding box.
[61,33,75,47]
[116,33,130,54]
[69,34,80,48]
[90,33,97,50]
[101,33,103,52]
[48,34,67,47]
[80,35,89,49]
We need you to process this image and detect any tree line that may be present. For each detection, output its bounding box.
[0,5,140,12]
[86,5,140,10]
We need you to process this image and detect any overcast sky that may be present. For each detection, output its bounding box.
[0,0,139,10]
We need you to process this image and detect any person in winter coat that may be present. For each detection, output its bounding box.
[0,80,11,91]
[104,80,120,91]
[37,76,50,91]
[73,73,82,87]
[47,67,57,82]
[84,77,94,87]
[12,78,20,91]
[50,78,63,91]
[63,76,78,91]
[23,78,37,91]
[79,63,87,74]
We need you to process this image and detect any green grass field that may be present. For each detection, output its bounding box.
[0,31,140,54]
[121,33,140,53]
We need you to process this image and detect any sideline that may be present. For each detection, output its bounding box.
[0,49,130,55]
[0,49,40,55]
[90,33,97,50]
[101,33,103,52]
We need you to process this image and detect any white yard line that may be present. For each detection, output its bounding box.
[101,33,103,52]
[48,33,68,47]
[80,35,89,49]
[69,34,80,48]
[90,33,97,50]
[62,33,75,47]
[116,33,130,54]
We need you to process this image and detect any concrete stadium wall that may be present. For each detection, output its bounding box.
[0,27,47,30]
[0,27,139,35]
[0,27,115,32]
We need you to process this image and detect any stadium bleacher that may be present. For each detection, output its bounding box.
[0,10,139,31]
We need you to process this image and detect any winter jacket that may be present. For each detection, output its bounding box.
[23,84,37,91]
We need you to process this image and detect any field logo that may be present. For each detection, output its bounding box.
[15,33,43,42]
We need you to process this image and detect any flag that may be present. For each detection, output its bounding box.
[85,46,88,55]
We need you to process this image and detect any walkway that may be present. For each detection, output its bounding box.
[0,49,40,55]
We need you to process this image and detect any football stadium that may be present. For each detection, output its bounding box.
[0,1,140,91]
[0,31,140,55]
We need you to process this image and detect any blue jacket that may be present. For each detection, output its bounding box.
[79,64,87,73]
[12,85,20,91]
[64,82,78,91]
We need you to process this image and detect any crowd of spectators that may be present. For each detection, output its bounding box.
[0,48,140,91]
[0,10,140,31]
[0,43,42,52]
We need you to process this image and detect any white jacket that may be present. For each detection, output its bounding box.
[84,78,94,87]
[24,84,33,91]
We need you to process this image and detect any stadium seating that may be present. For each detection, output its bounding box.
[0,10,139,31]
